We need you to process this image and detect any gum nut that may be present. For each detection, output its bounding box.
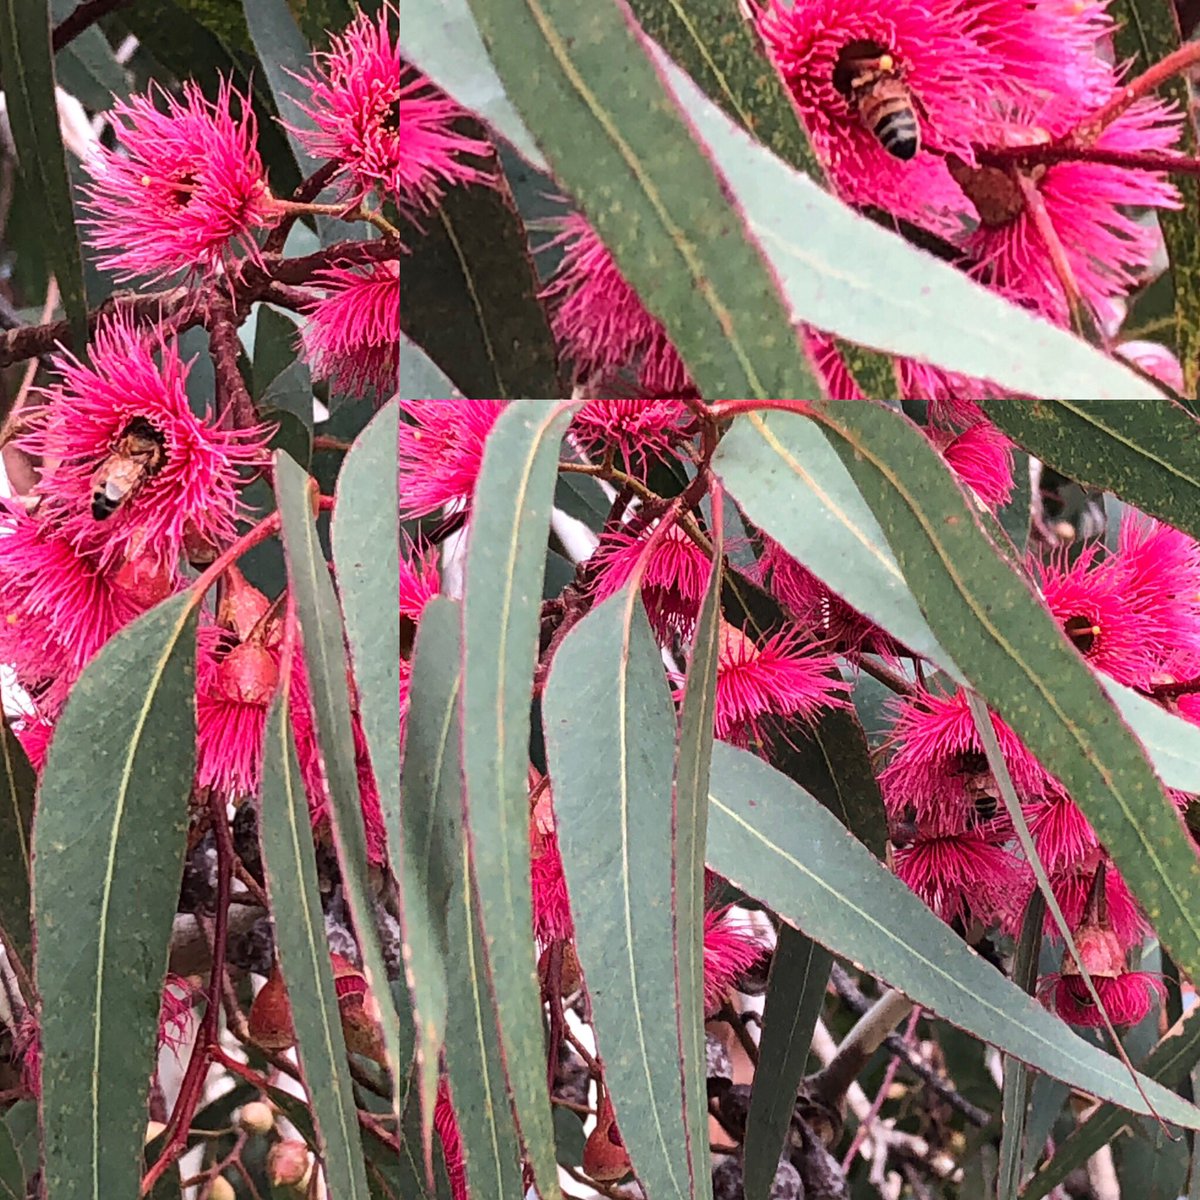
[238,1100,275,1134]
[583,1095,631,1182]
[217,564,271,640]
[113,550,175,607]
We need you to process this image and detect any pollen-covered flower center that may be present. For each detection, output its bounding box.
[382,96,400,134]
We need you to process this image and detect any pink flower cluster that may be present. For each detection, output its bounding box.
[542,0,1183,400]
[877,508,1200,1028]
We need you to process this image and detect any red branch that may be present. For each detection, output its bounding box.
[0,238,400,370]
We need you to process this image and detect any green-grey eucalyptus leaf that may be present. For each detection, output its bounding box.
[544,588,708,1200]
[706,742,1200,1128]
[259,690,371,1200]
[0,717,36,974]
[395,598,464,1166]
[460,401,576,1198]
[0,0,87,346]
[712,414,957,673]
[743,927,832,1200]
[276,451,409,1115]
[444,834,524,1200]
[35,593,197,1200]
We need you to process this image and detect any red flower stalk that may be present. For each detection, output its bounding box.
[590,520,712,644]
[81,79,275,281]
[713,621,850,746]
[26,312,270,571]
[397,399,506,518]
[302,261,400,399]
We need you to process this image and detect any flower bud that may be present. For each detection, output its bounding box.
[217,564,271,641]
[247,964,295,1051]
[113,546,175,607]
[238,1100,275,1135]
[331,953,387,1066]
[215,642,279,706]
[583,1094,631,1182]
[266,1140,312,1188]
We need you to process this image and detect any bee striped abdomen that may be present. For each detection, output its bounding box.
[871,104,919,160]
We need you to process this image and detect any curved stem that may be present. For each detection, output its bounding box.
[269,197,400,238]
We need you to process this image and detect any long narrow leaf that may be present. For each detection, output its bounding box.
[0,0,87,345]
[276,451,409,1113]
[460,401,576,1197]
[802,403,1200,996]
[706,741,1200,1128]
[35,594,197,1200]
[259,691,371,1200]
[395,598,465,1166]
[983,400,1200,542]
[544,588,703,1199]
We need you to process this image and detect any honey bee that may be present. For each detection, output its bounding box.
[90,417,167,520]
[836,46,920,161]
[954,751,1001,823]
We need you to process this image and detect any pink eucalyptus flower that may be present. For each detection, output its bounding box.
[805,331,863,401]
[434,1079,469,1200]
[929,421,1014,509]
[26,313,270,570]
[757,536,901,658]
[302,261,399,399]
[713,621,849,746]
[14,718,54,773]
[544,215,692,395]
[397,399,505,518]
[703,904,765,1015]
[590,520,712,644]
[82,80,275,281]
[0,504,168,710]
[1023,790,1097,874]
[1033,545,1161,687]
[880,688,1052,825]
[569,398,695,474]
[531,789,574,945]
[892,823,1018,927]
[1041,972,1164,1028]
[964,98,1181,326]
[291,5,491,209]
[398,537,442,623]
[1114,514,1200,670]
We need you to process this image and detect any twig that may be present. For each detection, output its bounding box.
[51,0,132,51]
[262,161,343,255]
[829,965,990,1127]
[808,988,913,1108]
[1075,42,1200,141]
